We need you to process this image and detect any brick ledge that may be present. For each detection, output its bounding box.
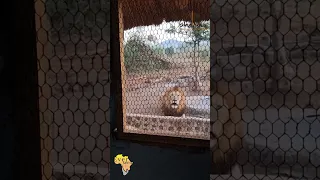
[124,113,210,140]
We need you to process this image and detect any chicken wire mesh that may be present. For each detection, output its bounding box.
[210,0,320,179]
[118,0,210,140]
[32,0,320,178]
[34,0,111,179]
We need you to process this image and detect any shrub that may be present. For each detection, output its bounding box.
[124,35,170,73]
[165,47,175,57]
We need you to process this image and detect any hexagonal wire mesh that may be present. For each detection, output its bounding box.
[34,0,111,179]
[210,0,320,179]
[117,0,210,140]
[33,0,320,178]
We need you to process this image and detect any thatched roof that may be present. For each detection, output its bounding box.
[119,0,209,30]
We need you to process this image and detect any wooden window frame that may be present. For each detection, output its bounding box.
[15,0,42,179]
[110,0,209,148]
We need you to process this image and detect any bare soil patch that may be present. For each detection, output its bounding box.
[124,59,210,116]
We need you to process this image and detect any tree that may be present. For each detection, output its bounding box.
[200,49,209,59]
[165,47,175,57]
[154,47,163,55]
[147,34,157,43]
[165,21,209,91]
[124,34,170,73]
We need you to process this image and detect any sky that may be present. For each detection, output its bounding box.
[123,20,210,44]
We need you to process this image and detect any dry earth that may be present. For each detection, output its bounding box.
[124,59,210,116]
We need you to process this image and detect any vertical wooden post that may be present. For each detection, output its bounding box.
[16,0,42,178]
[118,0,127,130]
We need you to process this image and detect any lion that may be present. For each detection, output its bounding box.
[210,92,245,176]
[161,86,186,117]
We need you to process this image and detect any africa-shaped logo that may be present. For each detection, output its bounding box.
[114,154,133,176]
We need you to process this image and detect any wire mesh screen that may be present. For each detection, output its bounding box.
[210,0,320,179]
[34,0,111,179]
[118,0,210,140]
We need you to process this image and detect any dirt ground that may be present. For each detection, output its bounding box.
[124,59,210,116]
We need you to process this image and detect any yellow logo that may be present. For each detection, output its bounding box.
[114,154,133,176]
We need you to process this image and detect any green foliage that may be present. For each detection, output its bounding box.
[190,22,210,43]
[165,21,210,44]
[124,34,170,73]
[165,47,175,57]
[200,50,209,59]
[165,21,209,59]
[153,47,164,55]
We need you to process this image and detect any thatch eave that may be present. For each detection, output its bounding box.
[119,0,209,30]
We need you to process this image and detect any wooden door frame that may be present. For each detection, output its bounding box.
[15,0,42,179]
[110,0,210,149]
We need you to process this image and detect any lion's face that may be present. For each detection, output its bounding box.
[161,86,186,117]
[168,91,183,109]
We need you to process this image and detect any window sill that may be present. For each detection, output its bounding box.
[124,113,210,140]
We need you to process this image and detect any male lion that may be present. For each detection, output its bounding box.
[211,92,245,176]
[161,86,186,117]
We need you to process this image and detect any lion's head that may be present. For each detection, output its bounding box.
[161,86,186,117]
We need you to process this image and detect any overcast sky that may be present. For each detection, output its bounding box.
[124,21,210,44]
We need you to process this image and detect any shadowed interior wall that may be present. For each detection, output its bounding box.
[0,6,14,179]
[35,0,111,179]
